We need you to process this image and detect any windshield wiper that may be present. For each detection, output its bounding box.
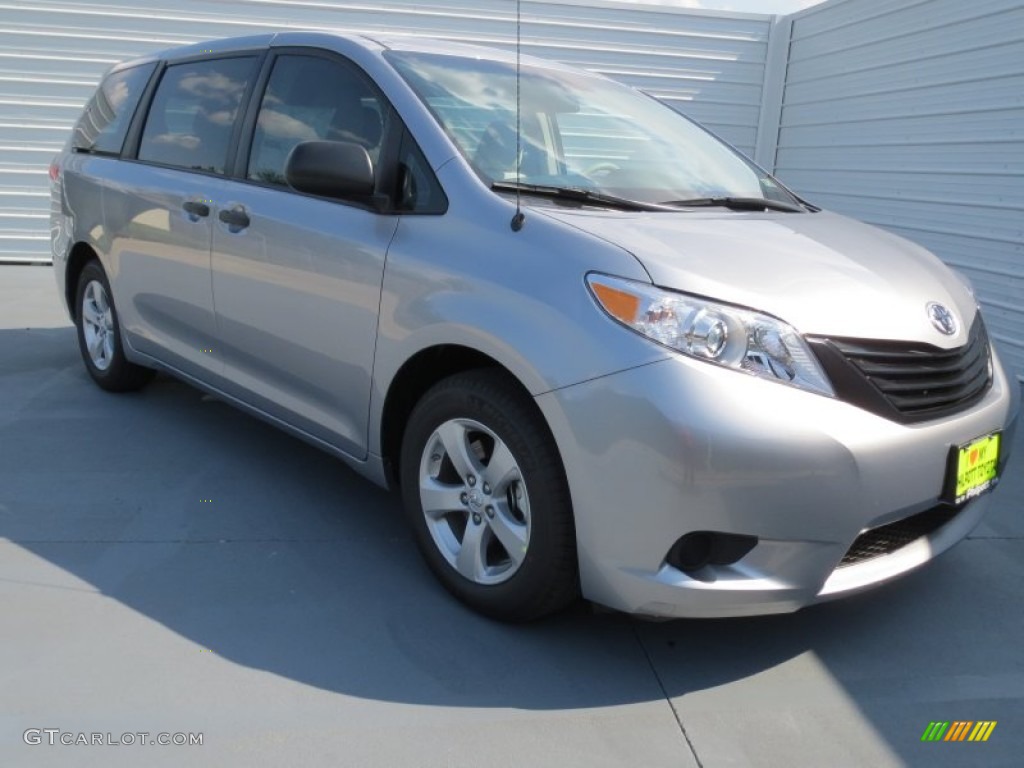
[492,181,675,212]
[662,196,805,213]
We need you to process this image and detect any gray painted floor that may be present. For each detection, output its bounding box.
[1,264,1021,767]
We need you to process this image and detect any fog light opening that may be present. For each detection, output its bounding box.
[667,531,758,575]
[668,532,713,572]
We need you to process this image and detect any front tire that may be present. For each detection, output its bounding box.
[75,261,154,392]
[400,370,578,622]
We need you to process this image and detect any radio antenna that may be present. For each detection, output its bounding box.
[510,0,525,232]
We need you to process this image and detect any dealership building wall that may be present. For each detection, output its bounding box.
[0,0,1021,378]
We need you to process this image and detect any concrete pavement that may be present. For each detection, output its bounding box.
[2,264,1022,767]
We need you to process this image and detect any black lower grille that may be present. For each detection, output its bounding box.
[809,317,992,424]
[838,505,960,568]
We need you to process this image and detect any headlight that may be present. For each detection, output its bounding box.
[587,273,834,397]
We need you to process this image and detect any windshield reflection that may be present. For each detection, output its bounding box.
[387,51,798,207]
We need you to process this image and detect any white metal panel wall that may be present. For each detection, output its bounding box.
[0,0,771,263]
[775,0,1024,380]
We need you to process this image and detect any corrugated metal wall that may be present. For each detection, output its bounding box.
[774,0,1024,380]
[0,0,772,264]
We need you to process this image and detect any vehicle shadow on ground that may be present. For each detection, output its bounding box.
[3,327,1022,765]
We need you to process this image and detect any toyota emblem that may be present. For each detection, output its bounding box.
[927,302,958,336]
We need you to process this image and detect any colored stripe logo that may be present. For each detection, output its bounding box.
[921,721,996,742]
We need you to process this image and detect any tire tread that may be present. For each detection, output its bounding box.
[400,369,578,622]
[75,260,155,393]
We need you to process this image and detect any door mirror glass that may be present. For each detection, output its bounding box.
[285,140,374,199]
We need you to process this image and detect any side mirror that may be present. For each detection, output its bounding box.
[285,140,374,200]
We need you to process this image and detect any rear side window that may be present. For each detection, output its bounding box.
[138,57,256,174]
[73,63,156,155]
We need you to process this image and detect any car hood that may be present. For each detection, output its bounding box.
[538,208,976,346]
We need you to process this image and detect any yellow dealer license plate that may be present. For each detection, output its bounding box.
[945,433,1001,506]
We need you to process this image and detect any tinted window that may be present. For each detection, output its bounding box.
[138,57,255,174]
[248,55,386,186]
[396,131,447,214]
[73,63,156,154]
[388,51,798,206]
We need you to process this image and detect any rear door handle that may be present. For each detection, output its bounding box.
[182,200,210,218]
[218,206,250,230]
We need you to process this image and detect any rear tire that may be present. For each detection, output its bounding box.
[74,260,155,392]
[400,369,578,622]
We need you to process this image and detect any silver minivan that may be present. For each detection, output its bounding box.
[51,32,1018,621]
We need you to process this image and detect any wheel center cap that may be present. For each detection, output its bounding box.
[466,489,483,509]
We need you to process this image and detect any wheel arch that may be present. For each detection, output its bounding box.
[65,241,101,321]
[379,344,555,489]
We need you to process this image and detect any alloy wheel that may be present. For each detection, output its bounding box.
[418,417,532,585]
[81,279,115,371]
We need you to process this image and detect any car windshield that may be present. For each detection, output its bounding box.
[386,50,800,208]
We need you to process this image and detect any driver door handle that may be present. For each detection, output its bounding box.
[182,200,210,217]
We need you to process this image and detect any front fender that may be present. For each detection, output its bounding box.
[367,183,665,456]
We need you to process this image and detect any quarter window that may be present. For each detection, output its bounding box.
[247,55,387,187]
[395,131,447,214]
[73,63,156,155]
[138,57,255,174]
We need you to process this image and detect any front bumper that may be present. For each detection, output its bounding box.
[535,350,1018,618]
